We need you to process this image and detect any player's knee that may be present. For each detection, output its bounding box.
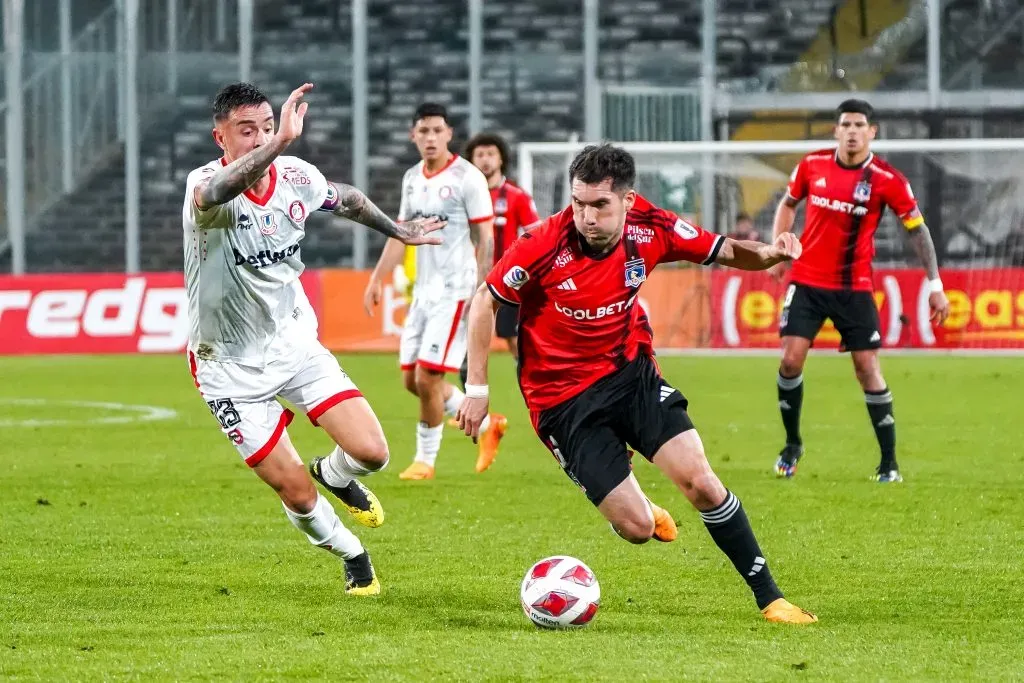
[779,352,805,377]
[614,516,655,544]
[402,372,418,396]
[349,437,390,471]
[414,370,443,398]
[852,355,883,389]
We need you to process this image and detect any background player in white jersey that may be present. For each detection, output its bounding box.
[185,82,443,595]
[363,103,504,480]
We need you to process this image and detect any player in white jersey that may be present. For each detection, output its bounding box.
[364,103,506,480]
[184,82,444,595]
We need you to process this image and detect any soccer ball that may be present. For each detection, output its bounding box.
[520,556,600,629]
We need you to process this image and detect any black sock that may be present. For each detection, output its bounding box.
[865,387,896,470]
[459,358,468,391]
[701,491,784,610]
[777,371,803,446]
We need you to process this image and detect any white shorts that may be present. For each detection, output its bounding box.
[398,296,468,374]
[187,340,361,467]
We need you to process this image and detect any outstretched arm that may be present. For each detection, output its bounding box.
[329,183,444,245]
[457,283,498,442]
[715,233,802,271]
[906,223,950,323]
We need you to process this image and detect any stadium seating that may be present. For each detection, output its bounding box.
[16,0,1023,272]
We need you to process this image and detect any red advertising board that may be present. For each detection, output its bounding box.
[710,268,1024,349]
[0,272,320,355]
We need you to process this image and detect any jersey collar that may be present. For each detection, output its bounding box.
[833,150,873,171]
[422,153,458,179]
[219,156,277,206]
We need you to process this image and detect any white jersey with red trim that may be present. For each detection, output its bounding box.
[398,155,493,302]
[182,155,329,368]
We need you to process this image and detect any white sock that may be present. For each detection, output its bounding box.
[283,494,364,560]
[480,414,491,433]
[443,385,465,417]
[414,422,444,467]
[322,446,383,488]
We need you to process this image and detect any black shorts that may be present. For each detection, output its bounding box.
[533,354,694,506]
[779,282,881,352]
[495,303,519,339]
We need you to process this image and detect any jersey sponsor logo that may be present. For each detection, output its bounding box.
[280,166,311,185]
[673,218,699,240]
[554,248,574,268]
[236,213,253,230]
[502,265,530,290]
[626,224,655,244]
[624,258,646,288]
[259,213,278,236]
[809,194,868,216]
[554,294,637,321]
[233,244,300,269]
[853,181,872,203]
[289,200,307,223]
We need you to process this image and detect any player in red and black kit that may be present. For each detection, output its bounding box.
[457,144,816,624]
[770,99,950,482]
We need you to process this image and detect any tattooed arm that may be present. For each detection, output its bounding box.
[194,139,288,210]
[328,183,443,245]
[907,223,950,324]
[468,218,495,287]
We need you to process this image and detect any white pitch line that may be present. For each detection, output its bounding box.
[0,398,178,428]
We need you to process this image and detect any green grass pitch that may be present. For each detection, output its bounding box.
[1,353,1021,681]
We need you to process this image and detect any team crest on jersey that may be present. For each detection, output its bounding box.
[853,181,872,203]
[503,265,529,290]
[259,212,278,235]
[439,185,454,200]
[236,213,253,230]
[673,218,699,240]
[494,197,508,215]
[624,258,646,288]
[289,200,307,223]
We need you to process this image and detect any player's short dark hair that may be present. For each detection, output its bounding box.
[464,133,510,174]
[412,102,450,126]
[568,144,636,193]
[212,82,270,122]
[836,98,874,124]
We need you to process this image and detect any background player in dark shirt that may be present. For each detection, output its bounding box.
[458,144,816,624]
[769,100,951,483]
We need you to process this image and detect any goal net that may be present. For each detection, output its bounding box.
[518,139,1024,352]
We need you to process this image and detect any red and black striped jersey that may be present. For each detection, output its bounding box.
[485,194,723,412]
[786,148,924,292]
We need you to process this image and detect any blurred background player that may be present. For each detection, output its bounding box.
[185,83,443,595]
[463,132,541,361]
[458,144,815,623]
[363,103,505,479]
[770,99,951,482]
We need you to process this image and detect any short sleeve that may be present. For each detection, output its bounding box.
[517,190,541,231]
[397,169,413,222]
[463,166,495,225]
[485,222,553,305]
[886,172,925,231]
[303,162,329,210]
[653,209,725,266]
[185,167,234,230]
[785,157,811,203]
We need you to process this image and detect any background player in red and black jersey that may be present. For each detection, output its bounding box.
[464,132,541,359]
[770,99,951,483]
[457,144,816,624]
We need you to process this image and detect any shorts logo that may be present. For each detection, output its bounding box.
[673,218,699,240]
[503,265,529,290]
[289,201,306,223]
[259,212,278,235]
[624,258,646,288]
[853,181,872,203]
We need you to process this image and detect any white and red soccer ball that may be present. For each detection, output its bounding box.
[520,556,600,629]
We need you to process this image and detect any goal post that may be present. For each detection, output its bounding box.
[517,138,1024,352]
